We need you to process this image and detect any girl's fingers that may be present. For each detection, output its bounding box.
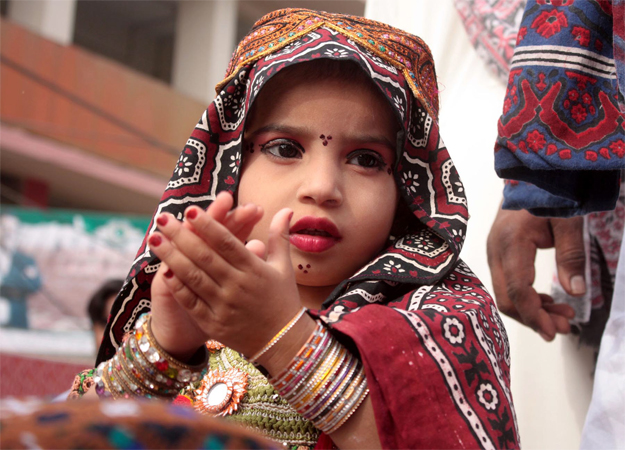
[222,204,264,242]
[157,264,213,318]
[155,213,233,285]
[205,191,234,222]
[266,208,293,272]
[182,192,233,234]
[245,239,267,260]
[184,208,255,271]
[183,191,234,236]
[148,231,220,302]
[184,202,262,247]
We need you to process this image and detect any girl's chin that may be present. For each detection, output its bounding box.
[294,272,341,289]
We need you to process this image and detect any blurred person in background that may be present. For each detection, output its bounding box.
[0,216,42,329]
[87,279,123,350]
[50,279,125,402]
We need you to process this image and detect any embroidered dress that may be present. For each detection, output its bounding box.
[88,9,520,449]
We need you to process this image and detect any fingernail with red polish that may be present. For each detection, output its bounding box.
[156,215,168,226]
[164,269,174,279]
[149,235,162,247]
[186,208,198,220]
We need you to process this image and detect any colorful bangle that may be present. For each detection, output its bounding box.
[325,385,369,434]
[268,320,369,435]
[142,314,208,384]
[283,331,334,396]
[272,322,328,391]
[105,358,126,399]
[118,343,159,397]
[93,361,113,399]
[248,307,308,363]
[300,353,354,418]
[93,312,208,401]
[127,333,184,391]
[288,345,344,408]
[123,335,181,396]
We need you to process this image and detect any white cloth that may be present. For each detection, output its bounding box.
[580,234,625,449]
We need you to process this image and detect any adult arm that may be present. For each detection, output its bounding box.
[489,0,623,337]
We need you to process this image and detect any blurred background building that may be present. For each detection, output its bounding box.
[1,0,364,214]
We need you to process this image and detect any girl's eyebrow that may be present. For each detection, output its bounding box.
[246,124,303,139]
[348,134,395,152]
[247,124,395,151]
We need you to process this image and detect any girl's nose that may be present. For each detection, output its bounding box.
[296,157,343,207]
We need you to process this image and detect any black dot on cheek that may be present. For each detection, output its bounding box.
[303,270,308,274]
[306,264,311,268]
[298,264,303,270]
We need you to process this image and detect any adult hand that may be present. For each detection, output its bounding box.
[487,208,584,341]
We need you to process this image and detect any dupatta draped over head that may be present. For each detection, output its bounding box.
[98,9,520,449]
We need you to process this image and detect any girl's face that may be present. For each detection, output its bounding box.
[239,72,399,289]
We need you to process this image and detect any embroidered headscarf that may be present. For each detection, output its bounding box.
[98,9,519,449]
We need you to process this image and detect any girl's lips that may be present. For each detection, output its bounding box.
[289,234,338,253]
[289,216,341,253]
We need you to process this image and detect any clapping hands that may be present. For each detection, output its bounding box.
[147,192,303,363]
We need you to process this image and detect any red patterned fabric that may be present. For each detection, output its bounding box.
[97,9,519,449]
[454,0,528,84]
[494,0,625,217]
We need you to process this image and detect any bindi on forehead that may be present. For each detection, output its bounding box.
[319,134,333,146]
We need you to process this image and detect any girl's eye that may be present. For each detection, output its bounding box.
[260,139,304,159]
[347,151,387,170]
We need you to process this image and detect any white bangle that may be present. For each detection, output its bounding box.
[248,307,307,363]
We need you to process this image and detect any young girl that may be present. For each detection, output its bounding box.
[74,8,520,449]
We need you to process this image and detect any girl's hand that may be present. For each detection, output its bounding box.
[149,192,263,360]
[149,194,303,361]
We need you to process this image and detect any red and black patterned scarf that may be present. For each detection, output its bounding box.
[98,9,519,449]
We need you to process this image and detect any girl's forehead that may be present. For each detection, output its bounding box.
[246,65,400,137]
